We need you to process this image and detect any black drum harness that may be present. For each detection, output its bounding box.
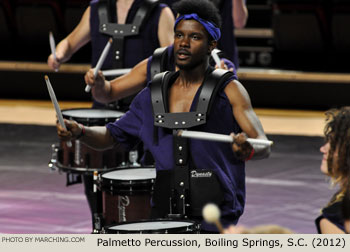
[98,0,159,68]
[150,68,234,218]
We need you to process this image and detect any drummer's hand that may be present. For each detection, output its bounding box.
[47,53,62,72]
[56,119,82,141]
[215,60,234,72]
[84,69,106,90]
[231,132,253,161]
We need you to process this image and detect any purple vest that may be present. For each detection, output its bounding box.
[106,68,245,231]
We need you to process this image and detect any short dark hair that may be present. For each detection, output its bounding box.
[172,0,222,28]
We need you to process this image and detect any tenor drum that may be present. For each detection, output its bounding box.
[99,167,156,225]
[53,108,126,174]
[105,219,200,234]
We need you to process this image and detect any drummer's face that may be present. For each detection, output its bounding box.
[174,19,210,70]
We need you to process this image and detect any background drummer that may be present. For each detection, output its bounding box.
[47,0,175,110]
[48,0,174,233]
[56,0,270,233]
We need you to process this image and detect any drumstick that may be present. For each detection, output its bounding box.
[211,48,222,68]
[85,38,113,92]
[177,130,273,146]
[44,75,72,147]
[49,31,59,72]
[202,203,224,233]
[102,68,131,77]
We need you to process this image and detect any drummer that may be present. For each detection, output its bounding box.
[48,0,174,232]
[47,0,174,110]
[56,0,270,233]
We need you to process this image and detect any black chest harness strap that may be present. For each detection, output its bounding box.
[150,47,168,80]
[98,0,159,68]
[150,69,233,217]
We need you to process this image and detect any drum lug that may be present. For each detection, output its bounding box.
[128,150,140,167]
[74,140,81,166]
[93,213,103,232]
[48,144,59,172]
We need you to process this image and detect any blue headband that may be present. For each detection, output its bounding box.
[174,13,221,41]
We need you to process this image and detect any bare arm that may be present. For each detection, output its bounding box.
[319,218,345,234]
[157,7,175,47]
[47,7,91,70]
[57,119,115,151]
[233,0,248,29]
[224,80,270,160]
[85,58,148,103]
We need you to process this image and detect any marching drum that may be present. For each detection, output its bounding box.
[99,167,156,226]
[104,219,200,234]
[49,108,126,174]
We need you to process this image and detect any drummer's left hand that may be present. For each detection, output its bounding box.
[84,69,106,90]
[56,119,82,141]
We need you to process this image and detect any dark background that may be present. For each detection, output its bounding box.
[1,0,350,110]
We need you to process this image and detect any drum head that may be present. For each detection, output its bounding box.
[100,168,156,194]
[62,108,124,126]
[106,220,198,234]
[102,168,156,181]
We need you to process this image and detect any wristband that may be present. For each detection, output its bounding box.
[245,148,255,161]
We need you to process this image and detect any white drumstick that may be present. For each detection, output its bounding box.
[102,68,131,77]
[85,38,113,92]
[178,130,273,146]
[49,31,58,72]
[202,203,224,233]
[44,75,72,147]
[211,48,222,68]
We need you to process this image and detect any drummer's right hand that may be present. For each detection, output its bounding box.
[47,54,61,71]
[84,69,106,90]
[56,119,82,141]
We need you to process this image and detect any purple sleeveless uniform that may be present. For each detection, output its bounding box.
[106,69,245,231]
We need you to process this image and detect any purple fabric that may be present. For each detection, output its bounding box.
[218,0,238,67]
[106,69,245,231]
[174,13,221,41]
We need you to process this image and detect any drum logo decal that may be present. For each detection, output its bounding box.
[118,196,130,222]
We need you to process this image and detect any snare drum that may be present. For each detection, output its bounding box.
[54,108,126,174]
[105,219,200,234]
[99,167,156,225]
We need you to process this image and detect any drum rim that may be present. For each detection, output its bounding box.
[61,108,125,125]
[55,161,122,173]
[101,167,156,181]
[100,168,156,192]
